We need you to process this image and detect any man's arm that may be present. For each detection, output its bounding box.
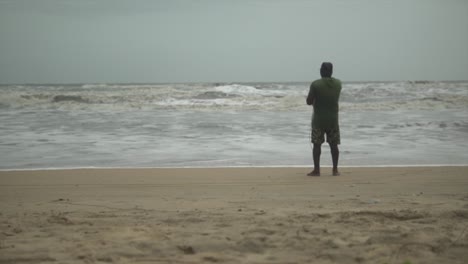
[306,85,314,105]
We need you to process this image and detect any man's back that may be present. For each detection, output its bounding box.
[308,77,342,129]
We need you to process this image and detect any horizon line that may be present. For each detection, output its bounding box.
[1,80,467,86]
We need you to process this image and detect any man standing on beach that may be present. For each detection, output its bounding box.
[306,62,342,176]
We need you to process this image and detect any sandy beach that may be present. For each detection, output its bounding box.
[0,166,467,263]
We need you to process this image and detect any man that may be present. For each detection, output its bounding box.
[306,62,342,176]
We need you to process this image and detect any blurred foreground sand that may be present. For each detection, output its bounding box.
[1,167,467,263]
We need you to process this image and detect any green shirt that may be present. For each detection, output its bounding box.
[307,77,342,129]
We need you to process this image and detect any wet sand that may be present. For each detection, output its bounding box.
[1,166,467,263]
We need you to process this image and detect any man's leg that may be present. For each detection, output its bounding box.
[308,128,324,176]
[308,143,321,176]
[329,143,340,176]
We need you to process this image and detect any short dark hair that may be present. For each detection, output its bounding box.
[320,62,333,78]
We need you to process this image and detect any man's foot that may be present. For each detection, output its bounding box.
[332,169,340,176]
[307,170,320,176]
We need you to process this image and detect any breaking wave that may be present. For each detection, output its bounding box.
[0,82,467,111]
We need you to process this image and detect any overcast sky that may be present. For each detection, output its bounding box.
[0,0,467,83]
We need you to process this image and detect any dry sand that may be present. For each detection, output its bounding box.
[0,166,467,264]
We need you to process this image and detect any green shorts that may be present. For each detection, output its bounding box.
[311,127,341,145]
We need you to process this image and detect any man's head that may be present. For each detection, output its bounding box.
[320,62,333,78]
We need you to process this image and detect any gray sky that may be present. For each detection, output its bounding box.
[1,0,467,83]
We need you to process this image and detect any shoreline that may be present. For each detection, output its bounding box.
[1,164,468,172]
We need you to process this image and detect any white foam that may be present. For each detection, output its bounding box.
[215,84,256,93]
[215,84,287,97]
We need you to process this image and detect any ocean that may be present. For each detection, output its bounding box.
[0,81,467,170]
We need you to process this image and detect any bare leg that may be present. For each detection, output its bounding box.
[329,143,340,176]
[307,144,321,176]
